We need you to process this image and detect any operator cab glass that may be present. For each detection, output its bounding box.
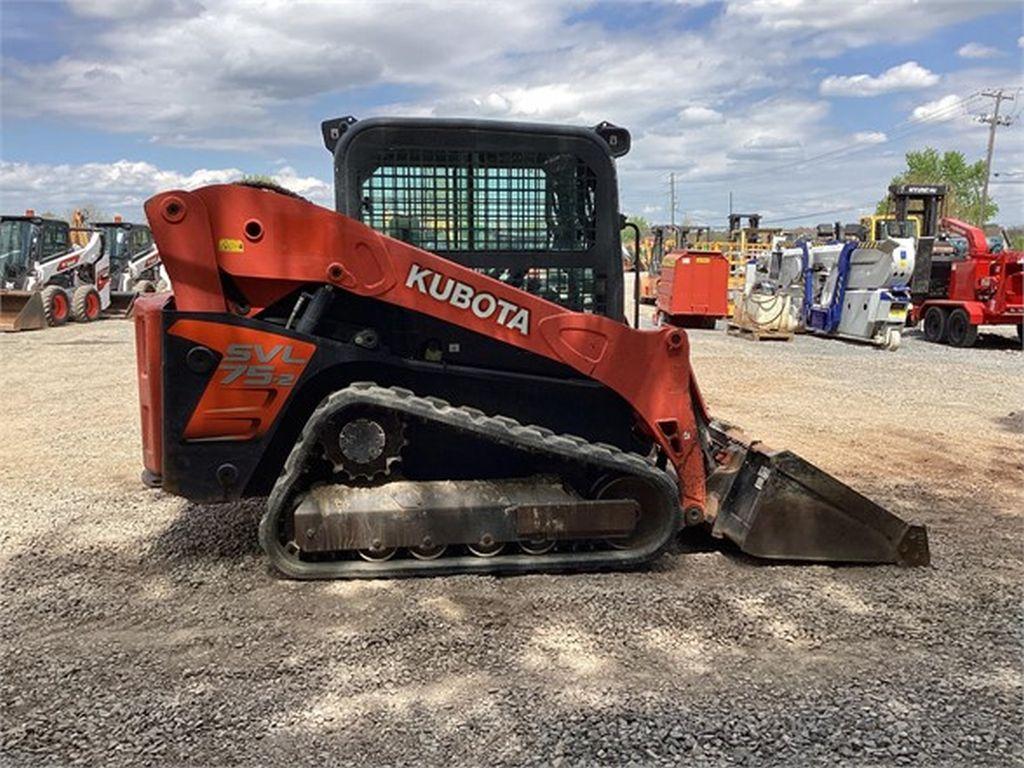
[0,219,30,277]
[39,221,70,260]
[98,224,130,262]
[99,224,153,278]
[877,219,917,240]
[129,226,154,256]
[328,117,627,317]
[356,150,598,311]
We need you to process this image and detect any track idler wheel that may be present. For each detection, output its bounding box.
[595,475,668,551]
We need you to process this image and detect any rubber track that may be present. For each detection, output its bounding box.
[260,383,680,579]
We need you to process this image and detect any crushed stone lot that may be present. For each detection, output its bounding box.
[1,318,1022,767]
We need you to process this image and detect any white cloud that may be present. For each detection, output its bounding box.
[0,160,331,220]
[852,131,887,144]
[2,0,1019,226]
[957,42,1001,59]
[727,134,803,160]
[3,0,982,149]
[725,0,1009,51]
[67,0,200,17]
[910,94,966,123]
[820,61,939,97]
[630,98,829,177]
[1019,35,1024,48]
[4,0,570,148]
[678,106,725,126]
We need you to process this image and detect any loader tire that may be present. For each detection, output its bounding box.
[40,286,69,327]
[947,309,978,348]
[922,306,946,343]
[133,280,156,294]
[71,285,102,322]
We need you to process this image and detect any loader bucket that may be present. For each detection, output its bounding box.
[706,422,929,566]
[0,290,46,332]
[104,291,137,318]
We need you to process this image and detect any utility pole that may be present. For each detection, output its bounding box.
[669,172,676,227]
[979,88,1016,225]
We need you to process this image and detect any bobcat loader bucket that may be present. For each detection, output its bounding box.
[706,421,929,566]
[0,290,46,332]
[104,291,137,318]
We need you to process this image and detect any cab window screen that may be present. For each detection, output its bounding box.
[360,149,598,254]
[40,224,69,259]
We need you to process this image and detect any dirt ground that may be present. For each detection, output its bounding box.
[1,316,1021,767]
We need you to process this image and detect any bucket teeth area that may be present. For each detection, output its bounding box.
[707,420,930,567]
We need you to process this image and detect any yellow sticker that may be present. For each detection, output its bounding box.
[696,257,710,264]
[218,238,244,253]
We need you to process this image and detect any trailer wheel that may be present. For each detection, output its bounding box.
[947,308,978,348]
[884,329,902,351]
[40,286,69,326]
[922,306,947,343]
[71,285,102,322]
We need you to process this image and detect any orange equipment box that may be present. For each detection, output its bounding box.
[656,250,730,329]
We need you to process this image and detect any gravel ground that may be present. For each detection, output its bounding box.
[1,316,1021,767]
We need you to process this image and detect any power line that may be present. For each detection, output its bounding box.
[767,202,875,224]
[645,89,1019,226]
[659,92,982,187]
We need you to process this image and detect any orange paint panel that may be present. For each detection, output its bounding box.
[167,319,316,442]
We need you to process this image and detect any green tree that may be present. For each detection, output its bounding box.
[877,148,997,225]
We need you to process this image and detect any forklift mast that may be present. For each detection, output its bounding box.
[888,184,948,302]
[728,213,761,233]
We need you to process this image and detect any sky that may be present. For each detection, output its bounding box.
[1,0,1022,227]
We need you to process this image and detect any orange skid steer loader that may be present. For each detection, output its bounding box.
[134,117,928,578]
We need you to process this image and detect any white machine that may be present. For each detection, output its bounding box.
[93,219,167,294]
[756,230,915,350]
[0,212,110,331]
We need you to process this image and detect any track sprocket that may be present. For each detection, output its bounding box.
[319,407,406,481]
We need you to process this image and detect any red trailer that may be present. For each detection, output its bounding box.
[914,217,1023,347]
[655,249,729,329]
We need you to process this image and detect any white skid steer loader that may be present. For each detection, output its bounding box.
[0,211,109,332]
[93,218,167,315]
